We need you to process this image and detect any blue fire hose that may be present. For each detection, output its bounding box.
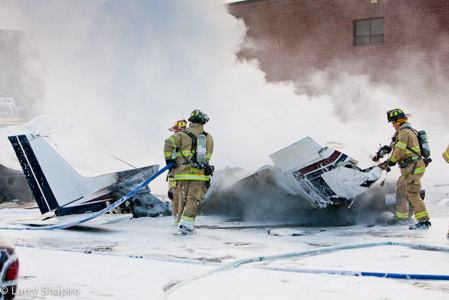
[161,241,449,299]
[256,266,449,280]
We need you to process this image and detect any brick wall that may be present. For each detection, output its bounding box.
[228,0,449,99]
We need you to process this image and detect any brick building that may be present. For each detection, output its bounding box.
[227,0,449,100]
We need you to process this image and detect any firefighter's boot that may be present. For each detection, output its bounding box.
[179,216,195,235]
[409,219,431,230]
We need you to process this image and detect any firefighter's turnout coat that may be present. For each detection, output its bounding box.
[389,122,425,178]
[164,124,214,181]
[388,121,429,222]
[443,145,449,163]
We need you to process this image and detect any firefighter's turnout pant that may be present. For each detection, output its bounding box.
[396,161,429,222]
[169,187,179,218]
[168,176,180,223]
[176,180,207,222]
[175,187,185,224]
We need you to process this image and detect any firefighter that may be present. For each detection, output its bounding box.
[443,144,449,238]
[381,109,430,230]
[164,109,214,235]
[166,119,187,225]
[443,144,449,164]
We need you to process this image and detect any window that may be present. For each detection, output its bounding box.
[354,17,384,46]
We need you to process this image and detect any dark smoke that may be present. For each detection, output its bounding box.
[202,167,398,226]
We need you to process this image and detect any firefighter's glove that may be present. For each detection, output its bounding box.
[167,190,173,200]
[387,159,396,167]
[165,159,176,169]
[378,162,387,170]
[204,164,215,176]
[377,160,394,172]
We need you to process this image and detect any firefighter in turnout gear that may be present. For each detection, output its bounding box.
[443,144,449,238]
[443,145,449,164]
[383,109,430,230]
[167,119,187,225]
[164,109,214,235]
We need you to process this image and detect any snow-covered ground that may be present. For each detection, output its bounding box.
[2,196,449,300]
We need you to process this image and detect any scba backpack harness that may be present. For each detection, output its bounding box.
[394,127,432,174]
[179,131,214,176]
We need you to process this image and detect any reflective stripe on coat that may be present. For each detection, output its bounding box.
[164,124,214,181]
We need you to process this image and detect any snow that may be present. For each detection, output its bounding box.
[2,199,449,300]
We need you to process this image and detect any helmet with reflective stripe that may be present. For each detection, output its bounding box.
[386,109,410,123]
[169,119,187,132]
[188,109,209,124]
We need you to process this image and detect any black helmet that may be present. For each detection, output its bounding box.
[386,109,410,123]
[188,109,209,124]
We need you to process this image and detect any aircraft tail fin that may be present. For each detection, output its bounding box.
[8,134,59,214]
[8,134,99,214]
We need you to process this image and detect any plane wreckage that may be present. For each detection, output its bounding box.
[0,164,33,203]
[4,133,384,226]
[203,137,383,222]
[6,134,172,219]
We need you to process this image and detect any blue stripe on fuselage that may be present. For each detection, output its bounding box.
[56,202,108,216]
